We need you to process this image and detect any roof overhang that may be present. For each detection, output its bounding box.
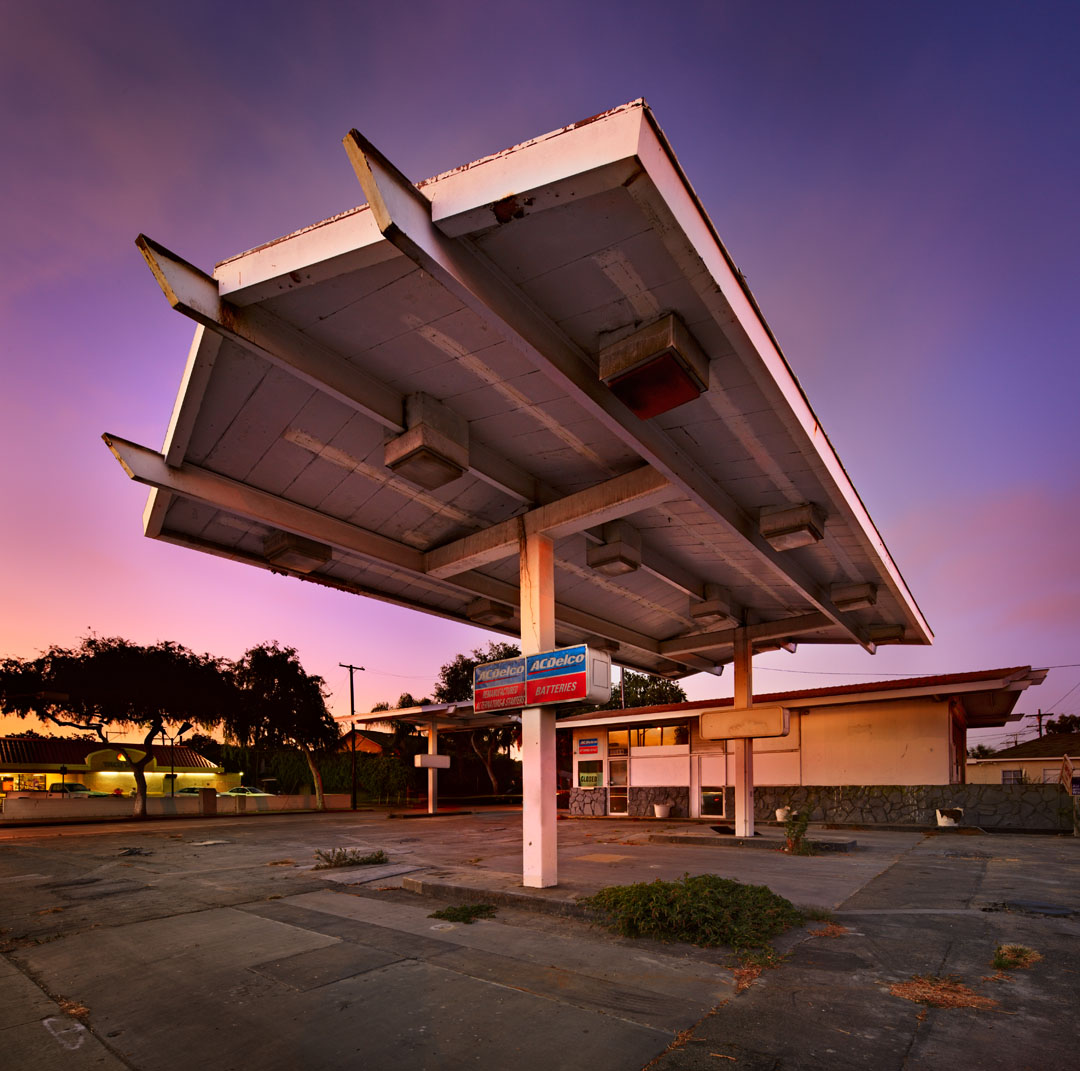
[107,100,932,679]
[558,667,1046,730]
[336,702,517,733]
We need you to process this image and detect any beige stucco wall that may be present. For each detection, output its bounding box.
[694,697,953,785]
[572,695,956,795]
[797,698,952,785]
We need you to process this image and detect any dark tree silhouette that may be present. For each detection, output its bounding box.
[229,642,339,809]
[0,636,231,817]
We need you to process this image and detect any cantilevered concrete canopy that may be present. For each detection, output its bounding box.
[107,100,932,878]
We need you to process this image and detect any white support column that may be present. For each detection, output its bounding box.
[427,722,438,815]
[732,629,754,837]
[520,531,557,888]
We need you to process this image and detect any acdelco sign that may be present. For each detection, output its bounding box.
[473,645,611,713]
[472,656,526,713]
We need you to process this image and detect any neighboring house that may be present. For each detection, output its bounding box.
[558,667,1046,818]
[338,728,393,755]
[0,737,231,795]
[967,732,1080,793]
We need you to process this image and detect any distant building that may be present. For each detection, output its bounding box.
[0,737,228,795]
[338,728,393,755]
[967,731,1080,793]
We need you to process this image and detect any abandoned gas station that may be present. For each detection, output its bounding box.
[109,100,935,886]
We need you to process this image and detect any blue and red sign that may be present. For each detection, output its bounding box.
[526,647,588,705]
[473,644,611,714]
[472,656,526,713]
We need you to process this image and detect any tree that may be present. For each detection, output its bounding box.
[1045,714,1080,735]
[967,744,996,758]
[433,641,521,794]
[0,636,232,817]
[596,670,687,710]
[229,642,339,809]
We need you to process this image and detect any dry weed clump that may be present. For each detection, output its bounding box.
[890,974,999,1010]
[809,922,849,938]
[993,944,1041,970]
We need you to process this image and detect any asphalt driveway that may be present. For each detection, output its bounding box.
[1,812,1077,1070]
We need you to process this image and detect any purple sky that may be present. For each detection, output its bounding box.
[2,1,1078,746]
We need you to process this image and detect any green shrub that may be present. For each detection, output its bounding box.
[429,904,497,924]
[582,873,803,952]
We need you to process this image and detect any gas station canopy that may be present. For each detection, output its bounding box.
[107,100,931,679]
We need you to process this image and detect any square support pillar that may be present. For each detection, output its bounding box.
[427,723,438,815]
[732,629,754,838]
[520,532,557,888]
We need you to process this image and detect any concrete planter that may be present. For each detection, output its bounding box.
[653,803,671,818]
[936,807,963,827]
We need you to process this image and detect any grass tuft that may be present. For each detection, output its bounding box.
[313,848,389,870]
[429,903,497,924]
[992,944,1041,970]
[582,873,803,952]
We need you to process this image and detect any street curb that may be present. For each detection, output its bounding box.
[401,873,598,919]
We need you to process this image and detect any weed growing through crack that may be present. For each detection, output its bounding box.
[313,848,389,870]
[993,944,1041,970]
[582,873,803,953]
[429,903,497,924]
[783,810,814,854]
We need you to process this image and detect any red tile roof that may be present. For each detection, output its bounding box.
[0,737,219,769]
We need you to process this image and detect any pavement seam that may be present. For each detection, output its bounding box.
[1,951,138,1070]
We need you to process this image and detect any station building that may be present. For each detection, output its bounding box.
[560,667,1045,818]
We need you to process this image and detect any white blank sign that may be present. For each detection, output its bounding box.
[414,754,451,768]
[698,705,789,740]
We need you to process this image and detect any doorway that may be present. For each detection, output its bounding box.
[608,758,628,814]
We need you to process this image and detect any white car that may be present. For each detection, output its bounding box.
[217,786,275,797]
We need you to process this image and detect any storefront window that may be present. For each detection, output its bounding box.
[607,730,629,757]
[578,760,603,788]
[628,724,689,746]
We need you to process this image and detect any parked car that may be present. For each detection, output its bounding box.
[218,786,275,797]
[47,783,109,797]
[173,786,211,795]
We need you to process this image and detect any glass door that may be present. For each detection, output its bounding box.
[608,759,628,814]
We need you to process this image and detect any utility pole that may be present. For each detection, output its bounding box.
[340,663,365,811]
[1037,709,1043,738]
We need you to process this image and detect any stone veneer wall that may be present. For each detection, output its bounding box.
[744,784,1073,831]
[568,787,606,816]
[628,786,690,818]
